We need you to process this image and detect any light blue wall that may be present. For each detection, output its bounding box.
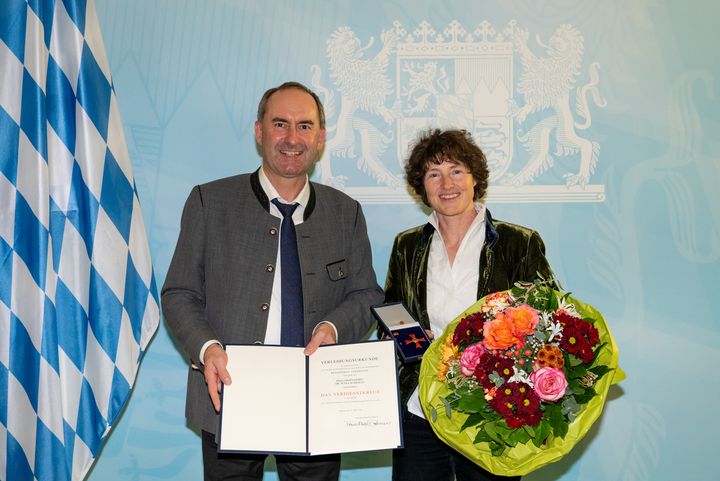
[89,1,720,480]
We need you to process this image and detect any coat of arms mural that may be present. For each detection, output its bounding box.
[310,20,606,203]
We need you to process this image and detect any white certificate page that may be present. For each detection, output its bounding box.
[219,345,307,454]
[307,340,402,455]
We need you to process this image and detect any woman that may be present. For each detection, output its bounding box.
[385,129,556,481]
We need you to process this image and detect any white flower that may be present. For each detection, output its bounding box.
[557,298,579,316]
[539,311,554,327]
[546,320,563,343]
[508,366,533,387]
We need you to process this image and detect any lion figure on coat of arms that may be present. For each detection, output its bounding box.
[507,24,607,187]
[310,26,402,188]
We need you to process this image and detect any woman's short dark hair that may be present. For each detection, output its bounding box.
[405,129,490,206]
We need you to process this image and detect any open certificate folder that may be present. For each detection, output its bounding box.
[217,340,403,455]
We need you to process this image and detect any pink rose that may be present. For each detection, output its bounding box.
[529,367,568,401]
[460,343,487,376]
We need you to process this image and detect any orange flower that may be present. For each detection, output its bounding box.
[436,336,458,380]
[483,386,498,401]
[441,336,458,362]
[506,304,540,337]
[482,315,521,350]
[535,344,565,370]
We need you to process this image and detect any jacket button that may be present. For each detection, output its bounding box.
[260,303,269,311]
[269,227,278,236]
[266,264,274,272]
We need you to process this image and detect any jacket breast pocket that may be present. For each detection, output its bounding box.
[326,260,348,281]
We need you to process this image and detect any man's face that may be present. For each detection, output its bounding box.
[255,88,326,182]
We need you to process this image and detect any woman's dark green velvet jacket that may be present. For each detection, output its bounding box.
[384,210,556,405]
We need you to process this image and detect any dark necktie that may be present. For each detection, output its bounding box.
[271,199,304,346]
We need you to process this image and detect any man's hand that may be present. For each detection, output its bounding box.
[203,343,231,412]
[304,322,337,355]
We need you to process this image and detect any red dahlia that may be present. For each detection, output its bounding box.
[489,382,543,428]
[474,354,513,386]
[453,312,486,348]
[553,311,600,364]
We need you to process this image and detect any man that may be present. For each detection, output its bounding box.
[161,81,384,481]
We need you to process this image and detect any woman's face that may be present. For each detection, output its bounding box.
[422,160,477,219]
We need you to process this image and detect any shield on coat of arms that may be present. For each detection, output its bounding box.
[395,23,514,182]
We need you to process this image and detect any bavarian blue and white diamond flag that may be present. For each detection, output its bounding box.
[0,1,160,480]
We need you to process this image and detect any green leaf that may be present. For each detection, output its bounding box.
[474,429,492,444]
[460,413,486,432]
[490,441,506,456]
[573,387,597,405]
[544,404,570,438]
[523,424,536,438]
[488,372,504,387]
[567,363,587,378]
[533,420,551,447]
[509,427,531,446]
[561,396,579,417]
[545,404,565,433]
[555,418,569,438]
[572,385,586,395]
[566,378,580,392]
[484,421,502,444]
[590,365,612,380]
[494,422,513,438]
[595,341,608,352]
[430,406,438,422]
[548,291,559,311]
[445,391,462,404]
[568,353,583,367]
[456,392,488,413]
[506,429,520,447]
[535,330,549,343]
[439,396,453,419]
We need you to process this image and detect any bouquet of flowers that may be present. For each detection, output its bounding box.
[418,279,624,476]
